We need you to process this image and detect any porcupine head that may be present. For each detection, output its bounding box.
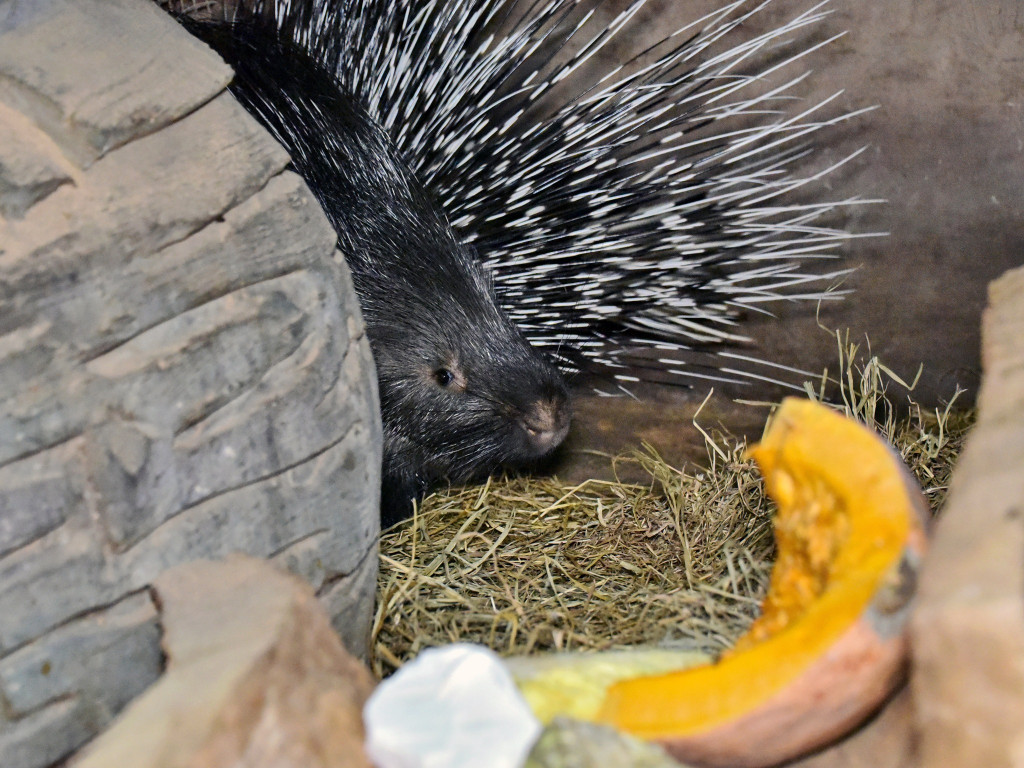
[344,127,572,525]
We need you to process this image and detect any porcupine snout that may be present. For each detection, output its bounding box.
[436,324,571,471]
[518,392,571,458]
[476,327,570,465]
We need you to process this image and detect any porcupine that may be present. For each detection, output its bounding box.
[173,3,571,525]
[169,0,869,522]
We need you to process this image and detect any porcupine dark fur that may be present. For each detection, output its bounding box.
[169,0,871,519]
[176,11,571,524]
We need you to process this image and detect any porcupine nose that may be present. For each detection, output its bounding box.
[520,395,571,457]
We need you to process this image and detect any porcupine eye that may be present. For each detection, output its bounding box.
[428,363,466,392]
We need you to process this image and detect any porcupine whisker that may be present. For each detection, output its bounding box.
[718,351,823,378]
[713,369,812,391]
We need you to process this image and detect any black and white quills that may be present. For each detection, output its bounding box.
[170,0,871,523]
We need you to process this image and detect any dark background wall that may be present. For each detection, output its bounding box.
[587,0,1024,405]
[750,0,1023,404]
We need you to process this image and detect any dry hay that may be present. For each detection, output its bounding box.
[372,445,772,677]
[371,336,974,678]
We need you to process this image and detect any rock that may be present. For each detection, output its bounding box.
[77,556,376,768]
[0,592,161,720]
[911,263,1024,768]
[0,102,72,219]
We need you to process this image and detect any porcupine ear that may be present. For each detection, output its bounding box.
[334,0,879,394]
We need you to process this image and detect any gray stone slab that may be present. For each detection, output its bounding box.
[0,591,160,717]
[0,91,289,315]
[0,697,93,768]
[0,269,317,470]
[83,421,182,551]
[0,102,71,219]
[122,421,378,589]
[318,546,379,661]
[0,380,93,472]
[0,0,231,167]
[0,4,381,766]
[0,520,111,654]
[0,320,56,399]
[172,300,369,506]
[0,93,293,467]
[0,441,83,558]
[272,531,335,592]
[85,271,318,435]
[3,172,335,378]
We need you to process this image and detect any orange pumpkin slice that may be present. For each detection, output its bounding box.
[594,397,929,767]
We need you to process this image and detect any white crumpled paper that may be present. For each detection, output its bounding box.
[364,643,542,768]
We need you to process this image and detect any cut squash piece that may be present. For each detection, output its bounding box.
[594,398,929,767]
